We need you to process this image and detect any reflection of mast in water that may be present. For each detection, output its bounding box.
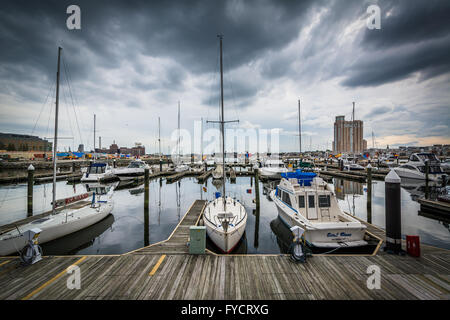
[158,178,162,225]
[176,180,181,221]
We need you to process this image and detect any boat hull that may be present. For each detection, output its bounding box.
[0,202,113,256]
[258,168,287,179]
[203,199,247,253]
[205,221,246,253]
[271,191,367,248]
[393,168,444,182]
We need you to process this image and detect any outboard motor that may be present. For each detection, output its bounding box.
[290,226,306,263]
[20,228,43,266]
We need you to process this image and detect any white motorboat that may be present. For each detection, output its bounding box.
[175,164,190,172]
[0,47,114,256]
[343,162,365,171]
[258,159,288,179]
[0,190,113,256]
[441,158,450,173]
[393,153,447,182]
[112,159,151,179]
[204,35,247,253]
[81,162,115,182]
[270,170,367,248]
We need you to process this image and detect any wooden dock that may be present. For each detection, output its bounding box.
[0,199,449,300]
[418,198,450,216]
[197,170,212,183]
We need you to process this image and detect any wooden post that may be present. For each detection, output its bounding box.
[113,159,116,168]
[144,168,150,246]
[254,168,260,213]
[425,159,429,199]
[384,170,403,254]
[366,164,372,224]
[72,161,75,173]
[253,167,260,249]
[27,164,34,217]
[159,158,163,172]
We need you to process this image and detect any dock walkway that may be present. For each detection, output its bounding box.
[0,200,449,300]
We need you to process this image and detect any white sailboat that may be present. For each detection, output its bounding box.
[258,159,288,179]
[203,35,247,253]
[0,47,114,256]
[212,164,224,179]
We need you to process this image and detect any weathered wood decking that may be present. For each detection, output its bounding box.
[0,199,449,300]
[129,200,207,255]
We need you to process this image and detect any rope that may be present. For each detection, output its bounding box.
[31,81,55,135]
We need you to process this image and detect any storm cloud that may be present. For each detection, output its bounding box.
[0,0,449,152]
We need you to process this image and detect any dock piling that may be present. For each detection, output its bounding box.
[384,169,403,254]
[425,159,429,199]
[367,164,372,224]
[27,164,34,217]
[144,168,150,246]
[253,168,260,249]
[254,168,260,213]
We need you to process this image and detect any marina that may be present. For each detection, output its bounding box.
[0,0,449,308]
[0,187,449,300]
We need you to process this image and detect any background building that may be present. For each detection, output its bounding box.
[0,132,51,151]
[332,116,365,154]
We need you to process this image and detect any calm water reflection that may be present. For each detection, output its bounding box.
[0,174,448,255]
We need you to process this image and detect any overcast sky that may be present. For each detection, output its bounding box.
[0,0,449,153]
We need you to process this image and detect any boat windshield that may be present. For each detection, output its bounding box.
[417,153,439,163]
[128,162,142,168]
[88,165,106,174]
[417,166,443,174]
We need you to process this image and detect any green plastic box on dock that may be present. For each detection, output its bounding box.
[189,226,206,254]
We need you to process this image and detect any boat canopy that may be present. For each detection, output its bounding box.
[281,170,316,186]
[90,163,106,167]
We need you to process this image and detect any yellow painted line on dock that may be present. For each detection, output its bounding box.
[21,256,87,300]
[0,260,11,267]
[149,255,166,276]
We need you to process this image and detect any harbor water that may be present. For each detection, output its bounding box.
[0,175,448,255]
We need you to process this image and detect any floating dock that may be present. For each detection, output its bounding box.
[418,198,450,216]
[0,199,449,300]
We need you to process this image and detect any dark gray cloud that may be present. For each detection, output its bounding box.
[342,0,450,87]
[0,0,449,151]
[364,106,392,119]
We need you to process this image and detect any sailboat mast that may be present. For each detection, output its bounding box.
[218,34,226,206]
[178,101,181,160]
[298,99,301,155]
[201,117,203,162]
[52,47,62,215]
[158,116,161,156]
[352,101,355,161]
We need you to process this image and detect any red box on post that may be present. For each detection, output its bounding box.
[406,235,420,257]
